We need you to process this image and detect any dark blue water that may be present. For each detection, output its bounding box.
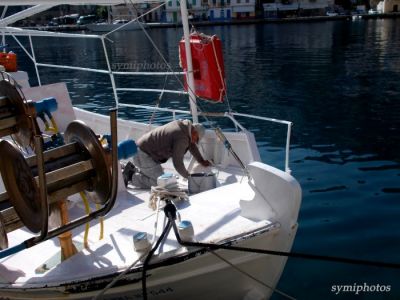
[11,18,400,299]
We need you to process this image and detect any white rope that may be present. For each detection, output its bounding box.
[210,36,227,103]
[149,185,188,211]
[210,36,234,114]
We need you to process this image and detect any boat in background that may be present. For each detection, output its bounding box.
[0,1,301,299]
[87,19,147,32]
[352,15,362,20]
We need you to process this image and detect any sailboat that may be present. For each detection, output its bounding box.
[0,1,301,299]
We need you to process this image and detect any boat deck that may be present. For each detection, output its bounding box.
[0,162,277,287]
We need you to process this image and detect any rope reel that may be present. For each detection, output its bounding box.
[0,74,39,148]
[0,120,112,236]
[0,73,120,259]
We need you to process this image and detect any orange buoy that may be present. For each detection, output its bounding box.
[5,52,17,72]
[0,52,7,70]
[179,33,226,103]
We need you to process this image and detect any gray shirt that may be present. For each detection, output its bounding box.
[137,120,205,178]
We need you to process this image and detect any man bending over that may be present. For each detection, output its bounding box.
[123,119,211,189]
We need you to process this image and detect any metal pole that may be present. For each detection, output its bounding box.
[29,34,42,86]
[101,36,119,107]
[285,123,292,174]
[33,135,48,243]
[1,6,7,49]
[180,0,198,123]
[0,6,7,20]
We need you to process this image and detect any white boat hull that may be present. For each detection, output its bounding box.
[0,76,301,300]
[0,223,296,299]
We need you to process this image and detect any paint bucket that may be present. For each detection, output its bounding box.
[188,172,216,195]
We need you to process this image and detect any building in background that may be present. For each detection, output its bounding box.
[263,0,333,17]
[230,0,256,19]
[108,3,165,22]
[166,0,208,22]
[166,0,182,22]
[137,2,166,22]
[208,0,232,20]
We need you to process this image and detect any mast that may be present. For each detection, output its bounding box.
[180,0,198,123]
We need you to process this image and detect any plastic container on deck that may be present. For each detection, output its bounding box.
[188,172,216,195]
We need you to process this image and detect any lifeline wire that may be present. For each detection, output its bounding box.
[112,5,248,174]
[123,9,248,175]
[101,3,251,178]
[132,11,228,128]
[124,20,249,174]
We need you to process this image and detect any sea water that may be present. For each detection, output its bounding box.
[11,18,400,299]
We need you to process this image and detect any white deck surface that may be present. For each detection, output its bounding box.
[0,162,276,287]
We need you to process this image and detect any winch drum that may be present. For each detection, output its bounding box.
[0,121,112,233]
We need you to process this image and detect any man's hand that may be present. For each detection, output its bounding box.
[201,160,211,167]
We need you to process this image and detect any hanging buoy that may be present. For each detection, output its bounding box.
[179,32,226,103]
[0,52,17,72]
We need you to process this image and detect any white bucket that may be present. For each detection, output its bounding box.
[188,172,216,195]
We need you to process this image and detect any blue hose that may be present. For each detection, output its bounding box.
[0,242,27,260]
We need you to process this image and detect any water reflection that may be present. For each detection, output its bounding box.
[8,18,400,300]
[12,20,400,164]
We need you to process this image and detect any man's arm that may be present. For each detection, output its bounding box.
[189,144,211,167]
[172,142,190,178]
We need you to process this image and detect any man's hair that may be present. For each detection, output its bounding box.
[192,123,205,141]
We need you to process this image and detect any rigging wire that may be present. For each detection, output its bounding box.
[148,74,169,125]
[109,1,251,176]
[126,5,226,128]
[211,251,297,300]
[117,2,242,134]
[120,5,242,176]
[127,13,250,174]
